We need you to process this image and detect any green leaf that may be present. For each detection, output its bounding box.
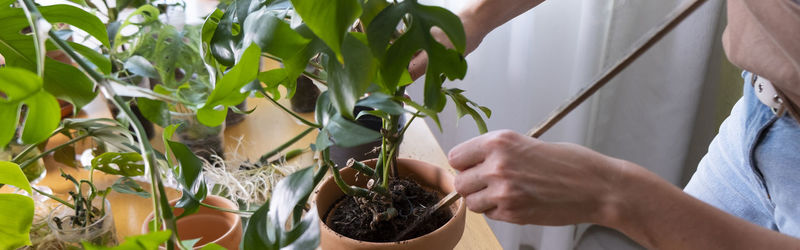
[243,165,323,249]
[66,41,111,74]
[40,4,110,47]
[444,88,491,134]
[82,230,171,250]
[399,96,442,132]
[360,0,390,28]
[242,8,310,61]
[242,200,272,249]
[283,25,327,88]
[180,239,202,250]
[0,67,60,146]
[198,43,261,127]
[326,33,378,119]
[325,114,381,148]
[356,93,405,116]
[367,1,467,111]
[258,68,290,99]
[200,243,226,250]
[42,58,97,111]
[165,140,208,218]
[0,161,33,194]
[0,161,34,249]
[136,97,170,127]
[123,56,159,79]
[0,194,34,249]
[91,152,146,177]
[290,0,362,60]
[112,177,151,198]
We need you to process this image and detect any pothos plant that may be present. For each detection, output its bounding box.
[197,0,490,247]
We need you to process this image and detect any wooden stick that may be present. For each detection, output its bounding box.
[526,0,708,138]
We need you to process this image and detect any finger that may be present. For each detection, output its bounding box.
[464,189,496,213]
[484,207,507,222]
[409,51,428,80]
[454,164,489,196]
[448,135,489,171]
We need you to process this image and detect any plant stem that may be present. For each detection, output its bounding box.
[39,8,179,247]
[32,186,74,209]
[17,133,90,170]
[258,127,314,164]
[11,126,64,163]
[326,150,371,198]
[258,89,321,128]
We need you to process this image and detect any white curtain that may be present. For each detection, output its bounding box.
[412,0,726,249]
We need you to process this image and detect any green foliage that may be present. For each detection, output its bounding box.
[444,88,492,134]
[0,67,60,147]
[243,166,321,250]
[0,162,33,250]
[112,177,151,198]
[198,43,261,126]
[91,152,146,177]
[367,0,467,111]
[0,3,99,110]
[162,124,208,218]
[325,33,378,119]
[290,0,361,60]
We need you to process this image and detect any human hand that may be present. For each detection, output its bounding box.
[448,130,628,226]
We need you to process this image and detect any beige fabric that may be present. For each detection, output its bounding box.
[723,0,800,121]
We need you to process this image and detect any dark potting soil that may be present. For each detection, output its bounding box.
[326,178,452,242]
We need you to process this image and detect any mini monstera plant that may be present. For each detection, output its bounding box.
[199,0,490,247]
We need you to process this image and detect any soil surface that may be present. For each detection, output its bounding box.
[326,177,452,242]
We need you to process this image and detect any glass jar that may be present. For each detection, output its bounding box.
[1,142,46,184]
[47,199,118,248]
[170,111,225,162]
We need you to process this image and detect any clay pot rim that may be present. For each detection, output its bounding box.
[316,158,466,246]
[141,195,241,249]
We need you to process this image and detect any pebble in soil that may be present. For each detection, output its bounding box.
[326,177,452,242]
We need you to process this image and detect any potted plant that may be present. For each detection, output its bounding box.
[0,1,183,248]
[46,171,118,248]
[198,0,490,248]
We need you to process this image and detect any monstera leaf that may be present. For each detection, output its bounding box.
[0,68,60,147]
[367,0,467,111]
[0,3,105,110]
[243,166,322,250]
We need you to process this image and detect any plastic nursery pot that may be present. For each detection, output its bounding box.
[142,195,242,249]
[169,110,225,162]
[225,100,248,126]
[328,106,405,168]
[290,75,320,113]
[47,199,118,248]
[315,158,467,250]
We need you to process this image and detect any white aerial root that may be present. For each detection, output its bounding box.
[202,136,300,209]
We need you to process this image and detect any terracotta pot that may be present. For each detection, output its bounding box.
[315,158,467,250]
[142,195,242,249]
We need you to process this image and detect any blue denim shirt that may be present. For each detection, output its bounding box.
[685,71,800,237]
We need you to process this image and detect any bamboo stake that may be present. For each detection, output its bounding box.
[527,0,708,138]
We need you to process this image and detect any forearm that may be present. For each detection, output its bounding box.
[459,0,545,38]
[603,161,800,249]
